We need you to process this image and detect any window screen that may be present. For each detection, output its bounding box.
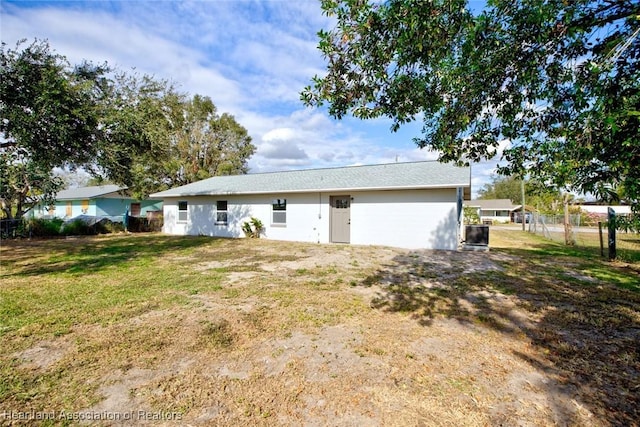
[178,201,188,222]
[216,200,228,224]
[272,199,286,224]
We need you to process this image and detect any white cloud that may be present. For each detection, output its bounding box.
[244,105,444,173]
[260,139,309,160]
[1,0,491,189]
[262,128,297,142]
[489,138,512,158]
[1,4,246,111]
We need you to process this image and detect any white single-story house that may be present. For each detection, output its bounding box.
[466,199,522,224]
[30,185,163,219]
[150,161,471,250]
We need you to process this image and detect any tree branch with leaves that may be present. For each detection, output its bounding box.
[302,0,640,210]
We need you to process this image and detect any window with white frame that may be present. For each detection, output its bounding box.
[272,198,286,225]
[216,200,228,225]
[178,201,188,222]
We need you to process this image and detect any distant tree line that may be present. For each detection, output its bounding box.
[476,175,577,215]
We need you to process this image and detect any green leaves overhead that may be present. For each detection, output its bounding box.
[0,39,108,219]
[303,0,472,125]
[0,40,107,169]
[303,1,640,210]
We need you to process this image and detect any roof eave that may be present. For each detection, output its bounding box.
[150,182,471,199]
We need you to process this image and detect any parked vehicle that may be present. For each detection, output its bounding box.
[514,212,532,223]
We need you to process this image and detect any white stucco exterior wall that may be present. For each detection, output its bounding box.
[161,187,461,250]
[162,194,331,244]
[349,189,459,250]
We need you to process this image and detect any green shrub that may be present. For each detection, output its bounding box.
[93,219,125,234]
[615,213,640,233]
[126,216,145,232]
[25,218,64,237]
[242,217,264,238]
[125,216,162,232]
[61,219,94,236]
[147,217,163,232]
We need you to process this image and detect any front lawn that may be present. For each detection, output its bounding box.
[1,231,638,426]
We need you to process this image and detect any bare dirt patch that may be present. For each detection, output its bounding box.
[15,339,74,371]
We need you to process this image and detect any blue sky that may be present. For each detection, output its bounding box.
[1,0,497,196]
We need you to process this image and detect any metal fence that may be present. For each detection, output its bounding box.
[527,211,640,263]
[0,219,23,239]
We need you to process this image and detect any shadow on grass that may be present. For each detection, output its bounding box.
[358,243,640,426]
[1,234,216,277]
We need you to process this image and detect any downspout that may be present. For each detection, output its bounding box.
[457,187,463,246]
[317,192,322,243]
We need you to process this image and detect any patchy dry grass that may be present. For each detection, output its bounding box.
[0,231,638,426]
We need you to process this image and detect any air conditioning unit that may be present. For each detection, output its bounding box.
[465,225,489,246]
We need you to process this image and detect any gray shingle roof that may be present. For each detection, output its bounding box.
[150,161,470,198]
[55,185,126,200]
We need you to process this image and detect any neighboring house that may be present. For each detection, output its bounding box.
[466,199,522,224]
[30,185,162,219]
[150,161,471,250]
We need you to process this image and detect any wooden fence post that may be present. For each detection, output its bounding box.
[598,221,604,257]
[608,208,616,260]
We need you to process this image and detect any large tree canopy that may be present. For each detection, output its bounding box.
[302,0,640,210]
[0,39,109,218]
[1,39,255,218]
[477,175,526,204]
[117,92,255,199]
[0,40,108,168]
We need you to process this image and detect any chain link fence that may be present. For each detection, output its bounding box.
[528,210,640,263]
